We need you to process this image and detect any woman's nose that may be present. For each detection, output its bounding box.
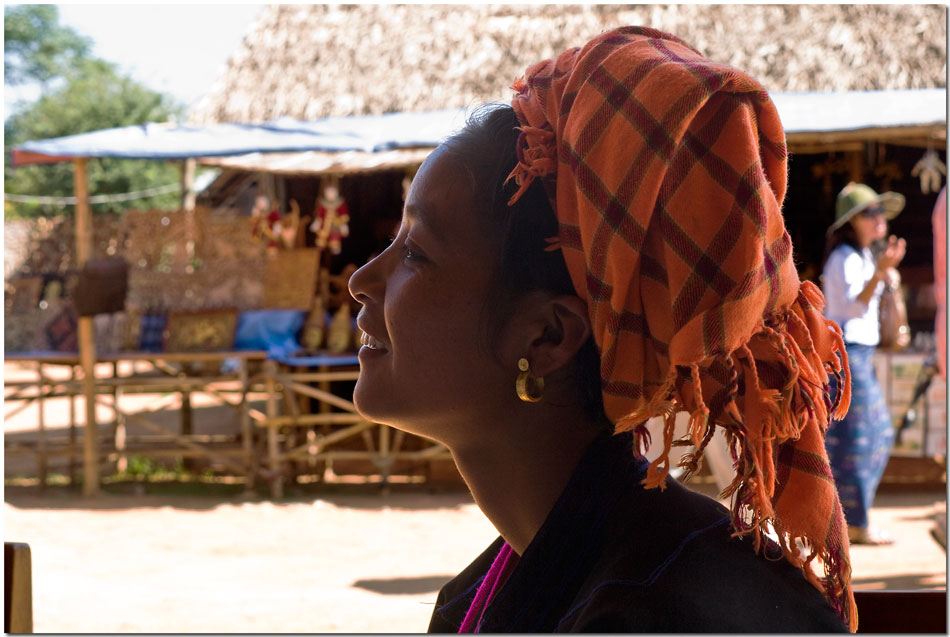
[348,253,384,305]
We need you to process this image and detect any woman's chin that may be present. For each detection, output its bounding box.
[353,386,402,429]
[352,394,446,442]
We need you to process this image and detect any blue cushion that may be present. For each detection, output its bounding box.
[138,312,167,352]
[233,309,307,358]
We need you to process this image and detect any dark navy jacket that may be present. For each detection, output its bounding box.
[428,432,848,633]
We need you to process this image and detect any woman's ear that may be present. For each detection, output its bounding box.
[517,294,591,379]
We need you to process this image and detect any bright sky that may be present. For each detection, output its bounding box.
[4,3,266,116]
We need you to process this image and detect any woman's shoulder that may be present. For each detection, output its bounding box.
[824,243,868,281]
[554,475,847,632]
[827,242,862,265]
[559,513,847,632]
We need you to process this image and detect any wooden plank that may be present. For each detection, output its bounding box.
[107,447,247,459]
[118,410,247,475]
[275,421,376,462]
[121,434,240,444]
[92,350,267,363]
[281,379,357,412]
[4,542,33,633]
[277,370,360,383]
[4,350,267,364]
[251,412,367,426]
[786,124,946,147]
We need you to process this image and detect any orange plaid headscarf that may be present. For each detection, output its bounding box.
[507,27,857,631]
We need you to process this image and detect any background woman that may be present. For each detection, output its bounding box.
[351,27,856,631]
[822,182,907,546]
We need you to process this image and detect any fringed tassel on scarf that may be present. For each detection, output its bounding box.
[505,125,557,205]
[615,281,858,632]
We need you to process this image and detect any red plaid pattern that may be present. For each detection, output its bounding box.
[509,27,857,631]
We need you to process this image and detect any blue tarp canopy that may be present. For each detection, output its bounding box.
[774,88,945,134]
[12,89,946,166]
[12,109,469,165]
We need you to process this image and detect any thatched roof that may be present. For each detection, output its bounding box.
[190,4,946,125]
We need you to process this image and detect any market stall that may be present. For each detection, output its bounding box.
[9,90,945,494]
[8,117,458,495]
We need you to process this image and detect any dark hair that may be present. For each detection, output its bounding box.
[442,104,609,425]
[821,220,861,270]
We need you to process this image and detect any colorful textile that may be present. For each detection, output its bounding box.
[45,306,78,352]
[826,344,895,528]
[934,187,946,379]
[457,542,519,633]
[430,432,847,633]
[233,309,307,358]
[507,26,855,629]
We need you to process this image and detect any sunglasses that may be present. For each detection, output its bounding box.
[859,205,885,218]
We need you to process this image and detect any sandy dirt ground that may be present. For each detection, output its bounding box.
[3,361,946,633]
[4,487,500,633]
[3,485,946,633]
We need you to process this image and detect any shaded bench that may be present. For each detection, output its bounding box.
[4,542,32,633]
[854,589,946,633]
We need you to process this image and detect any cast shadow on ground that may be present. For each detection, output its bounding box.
[352,575,456,595]
[3,482,475,512]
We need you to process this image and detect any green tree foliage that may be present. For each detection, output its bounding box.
[4,5,186,218]
[4,4,91,86]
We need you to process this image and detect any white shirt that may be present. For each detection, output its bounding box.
[821,244,883,346]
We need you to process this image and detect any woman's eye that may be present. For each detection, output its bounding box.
[402,241,427,263]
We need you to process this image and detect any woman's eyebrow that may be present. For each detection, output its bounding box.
[404,203,445,241]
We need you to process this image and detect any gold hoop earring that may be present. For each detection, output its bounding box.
[516,357,544,403]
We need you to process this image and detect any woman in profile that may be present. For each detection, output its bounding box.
[350,27,855,632]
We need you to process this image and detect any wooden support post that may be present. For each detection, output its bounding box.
[74,157,100,497]
[276,174,287,214]
[68,365,77,485]
[318,364,332,415]
[113,361,127,474]
[379,424,392,486]
[239,358,255,492]
[181,389,194,471]
[180,158,196,211]
[36,363,47,490]
[264,360,282,498]
[847,149,865,183]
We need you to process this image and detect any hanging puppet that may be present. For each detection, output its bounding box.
[310,178,350,255]
[912,147,947,194]
[278,200,310,249]
[250,194,281,248]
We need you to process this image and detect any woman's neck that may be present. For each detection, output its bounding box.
[448,406,607,555]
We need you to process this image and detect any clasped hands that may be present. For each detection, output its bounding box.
[876,235,907,288]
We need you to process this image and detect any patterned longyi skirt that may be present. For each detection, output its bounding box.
[825,343,895,529]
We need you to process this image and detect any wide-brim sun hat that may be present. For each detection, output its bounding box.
[828,181,905,233]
